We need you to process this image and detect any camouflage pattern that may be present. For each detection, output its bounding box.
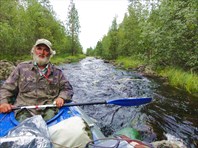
[0,61,73,117]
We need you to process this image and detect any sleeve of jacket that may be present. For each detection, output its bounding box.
[58,71,74,102]
[0,66,20,104]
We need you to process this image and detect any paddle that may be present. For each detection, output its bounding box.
[13,97,152,110]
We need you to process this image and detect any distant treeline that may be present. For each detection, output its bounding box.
[0,0,82,61]
[87,0,197,72]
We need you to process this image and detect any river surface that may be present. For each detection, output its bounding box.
[60,57,197,148]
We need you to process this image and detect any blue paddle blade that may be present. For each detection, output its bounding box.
[106,97,152,106]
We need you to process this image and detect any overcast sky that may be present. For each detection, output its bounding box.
[49,0,129,52]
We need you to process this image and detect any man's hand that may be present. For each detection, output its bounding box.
[0,103,14,113]
[54,98,64,108]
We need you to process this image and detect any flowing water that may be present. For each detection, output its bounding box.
[60,57,197,148]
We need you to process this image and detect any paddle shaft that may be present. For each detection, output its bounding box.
[12,97,152,110]
[13,101,107,110]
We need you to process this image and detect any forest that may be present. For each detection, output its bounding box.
[0,0,82,61]
[0,0,197,94]
[88,0,197,72]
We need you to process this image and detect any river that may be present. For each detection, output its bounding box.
[60,57,197,148]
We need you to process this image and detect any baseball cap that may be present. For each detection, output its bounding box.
[34,39,56,55]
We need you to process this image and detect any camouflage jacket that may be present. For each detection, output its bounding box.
[0,61,73,108]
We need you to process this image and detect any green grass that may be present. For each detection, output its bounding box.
[115,56,146,69]
[0,55,32,62]
[51,54,86,65]
[159,67,198,94]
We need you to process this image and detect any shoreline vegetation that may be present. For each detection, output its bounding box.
[113,56,198,97]
[51,54,86,65]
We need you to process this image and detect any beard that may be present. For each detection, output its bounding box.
[33,53,50,66]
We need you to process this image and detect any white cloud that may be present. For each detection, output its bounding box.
[49,0,129,52]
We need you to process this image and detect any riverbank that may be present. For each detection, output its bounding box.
[51,54,86,65]
[0,54,86,80]
[113,56,198,97]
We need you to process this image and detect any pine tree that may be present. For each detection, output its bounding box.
[66,0,80,55]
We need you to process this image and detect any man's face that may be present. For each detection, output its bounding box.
[33,44,51,66]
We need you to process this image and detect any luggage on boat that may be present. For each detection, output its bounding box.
[49,116,91,148]
[0,115,52,148]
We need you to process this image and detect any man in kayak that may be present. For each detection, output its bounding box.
[0,38,73,120]
[0,39,91,147]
